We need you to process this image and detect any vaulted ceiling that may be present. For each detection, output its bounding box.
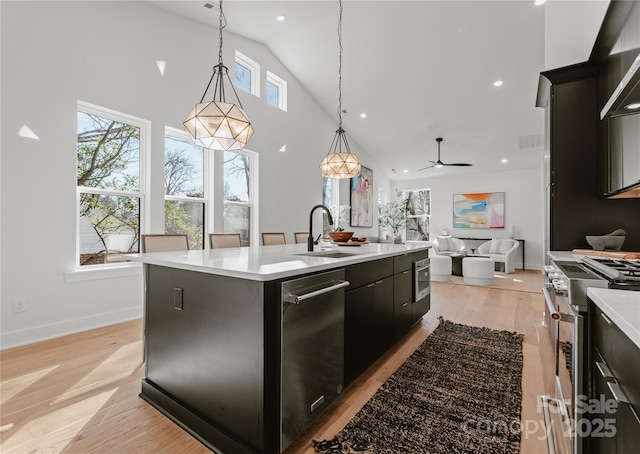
[148,0,546,180]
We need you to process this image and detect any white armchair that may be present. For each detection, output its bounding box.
[477,239,519,273]
[432,236,468,255]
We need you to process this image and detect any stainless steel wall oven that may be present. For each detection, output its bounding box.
[413,258,430,302]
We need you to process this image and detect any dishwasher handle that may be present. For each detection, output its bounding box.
[285,280,350,304]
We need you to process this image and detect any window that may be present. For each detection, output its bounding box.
[223,150,256,246]
[266,71,287,111]
[378,187,386,207]
[77,102,148,266]
[234,51,260,97]
[322,177,339,236]
[164,128,207,250]
[404,189,431,241]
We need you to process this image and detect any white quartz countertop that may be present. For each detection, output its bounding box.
[125,242,431,282]
[588,287,640,349]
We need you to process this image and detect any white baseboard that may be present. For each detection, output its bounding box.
[0,307,143,350]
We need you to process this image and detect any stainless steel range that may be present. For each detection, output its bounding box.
[541,256,640,454]
[581,256,640,289]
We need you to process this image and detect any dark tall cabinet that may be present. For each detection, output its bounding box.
[538,11,640,253]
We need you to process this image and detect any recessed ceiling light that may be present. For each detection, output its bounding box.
[501,158,508,163]
[625,103,640,110]
[276,15,286,22]
[279,144,287,152]
[360,113,367,118]
[534,0,546,5]
[494,80,503,87]
[403,169,408,173]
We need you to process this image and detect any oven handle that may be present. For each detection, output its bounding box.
[542,286,574,323]
[542,286,558,318]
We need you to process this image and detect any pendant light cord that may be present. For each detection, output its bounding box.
[218,0,226,65]
[199,0,245,109]
[337,0,343,129]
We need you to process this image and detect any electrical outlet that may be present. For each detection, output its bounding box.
[174,288,183,311]
[14,298,27,313]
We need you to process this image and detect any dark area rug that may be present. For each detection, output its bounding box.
[313,318,524,454]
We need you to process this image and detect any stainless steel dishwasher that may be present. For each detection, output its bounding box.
[280,268,349,452]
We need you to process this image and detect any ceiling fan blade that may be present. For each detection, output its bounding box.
[443,162,473,167]
[417,163,436,171]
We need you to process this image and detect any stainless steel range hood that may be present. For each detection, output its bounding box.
[606,180,640,198]
[600,52,640,120]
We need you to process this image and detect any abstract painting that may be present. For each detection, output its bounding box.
[453,192,504,229]
[350,166,373,227]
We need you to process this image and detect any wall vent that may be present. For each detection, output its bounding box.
[518,133,544,150]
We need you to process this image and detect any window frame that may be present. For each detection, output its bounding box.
[164,127,209,250]
[75,100,150,269]
[266,71,288,111]
[403,188,431,242]
[234,50,260,97]
[220,148,259,247]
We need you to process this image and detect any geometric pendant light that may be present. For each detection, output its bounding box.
[184,0,254,151]
[319,0,361,179]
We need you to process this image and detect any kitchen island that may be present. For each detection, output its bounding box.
[126,242,430,454]
[587,288,640,453]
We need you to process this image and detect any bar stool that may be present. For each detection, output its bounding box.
[209,233,242,248]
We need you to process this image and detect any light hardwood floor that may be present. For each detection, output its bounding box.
[0,270,550,454]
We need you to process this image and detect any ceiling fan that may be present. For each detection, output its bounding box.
[417,137,473,171]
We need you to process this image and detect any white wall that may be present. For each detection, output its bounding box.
[394,167,544,271]
[545,0,610,70]
[0,0,387,348]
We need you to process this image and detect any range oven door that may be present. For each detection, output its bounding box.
[549,296,583,454]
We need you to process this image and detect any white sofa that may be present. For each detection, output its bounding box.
[431,236,468,255]
[476,239,520,274]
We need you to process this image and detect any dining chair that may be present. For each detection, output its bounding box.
[209,233,242,249]
[262,232,286,245]
[294,232,309,244]
[141,234,189,253]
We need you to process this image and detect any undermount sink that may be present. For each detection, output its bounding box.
[295,251,355,259]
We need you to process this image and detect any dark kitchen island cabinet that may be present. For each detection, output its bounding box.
[588,288,640,454]
[126,243,430,454]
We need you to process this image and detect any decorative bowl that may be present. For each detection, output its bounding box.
[586,235,625,251]
[328,231,354,242]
